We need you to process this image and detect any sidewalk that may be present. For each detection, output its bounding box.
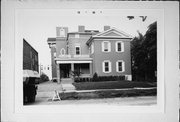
[60,87,157,93]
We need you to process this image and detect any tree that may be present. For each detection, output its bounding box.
[127,16,147,22]
[70,69,82,82]
[131,21,157,82]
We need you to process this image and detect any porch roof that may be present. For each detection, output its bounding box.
[55,57,92,64]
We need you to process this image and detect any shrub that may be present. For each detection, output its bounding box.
[92,72,98,81]
[74,73,126,83]
[39,73,49,83]
[92,73,125,82]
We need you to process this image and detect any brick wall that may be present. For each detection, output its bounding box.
[23,39,39,72]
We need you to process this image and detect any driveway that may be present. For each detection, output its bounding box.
[33,81,75,105]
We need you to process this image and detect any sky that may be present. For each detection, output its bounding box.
[17,9,157,78]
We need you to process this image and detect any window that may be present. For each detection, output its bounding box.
[116,41,124,52]
[60,48,66,55]
[75,34,79,38]
[54,52,56,57]
[35,55,37,61]
[30,51,32,58]
[75,46,80,55]
[91,43,94,54]
[104,62,109,72]
[102,60,111,73]
[102,41,111,52]
[116,60,125,72]
[60,28,65,37]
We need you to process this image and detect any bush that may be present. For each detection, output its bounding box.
[39,73,49,83]
[92,73,125,82]
[92,72,98,81]
[74,73,126,83]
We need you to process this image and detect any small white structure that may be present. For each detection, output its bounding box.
[52,90,61,101]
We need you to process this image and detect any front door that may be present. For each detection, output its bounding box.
[60,64,71,78]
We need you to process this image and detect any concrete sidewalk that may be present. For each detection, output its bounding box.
[62,84,76,91]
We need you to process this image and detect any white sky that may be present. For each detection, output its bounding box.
[18,9,157,69]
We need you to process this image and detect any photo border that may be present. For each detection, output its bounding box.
[1,1,179,122]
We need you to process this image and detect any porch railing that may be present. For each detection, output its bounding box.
[58,54,90,58]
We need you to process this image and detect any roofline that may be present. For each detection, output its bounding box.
[23,38,38,55]
[68,32,97,35]
[47,38,56,42]
[93,27,133,38]
[86,36,133,45]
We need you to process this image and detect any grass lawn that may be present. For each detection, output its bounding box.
[72,80,156,90]
[59,88,157,100]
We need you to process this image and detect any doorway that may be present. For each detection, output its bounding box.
[60,64,71,78]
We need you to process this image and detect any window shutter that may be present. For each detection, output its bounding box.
[102,42,104,52]
[122,42,124,52]
[116,61,118,72]
[109,61,112,72]
[108,42,111,52]
[102,62,105,72]
[122,61,125,72]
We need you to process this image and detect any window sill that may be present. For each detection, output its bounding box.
[103,71,111,73]
[102,51,111,53]
[116,51,124,53]
[116,71,125,73]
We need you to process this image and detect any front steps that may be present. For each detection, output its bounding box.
[60,78,76,91]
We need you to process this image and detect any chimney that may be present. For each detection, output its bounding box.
[78,25,85,32]
[104,26,110,31]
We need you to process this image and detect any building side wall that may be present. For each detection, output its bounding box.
[23,39,39,72]
[50,46,57,79]
[92,39,131,76]
[68,34,91,55]
[56,27,68,37]
[56,38,67,57]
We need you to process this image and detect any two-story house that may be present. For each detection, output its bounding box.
[47,26,133,83]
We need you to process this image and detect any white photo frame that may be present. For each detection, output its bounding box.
[1,1,179,122]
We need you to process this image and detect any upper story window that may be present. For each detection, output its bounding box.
[35,55,37,61]
[60,48,66,55]
[116,41,124,52]
[30,51,32,58]
[54,52,56,57]
[60,28,65,37]
[91,43,94,54]
[75,46,81,55]
[116,60,125,72]
[75,34,79,38]
[102,60,111,73]
[102,41,111,52]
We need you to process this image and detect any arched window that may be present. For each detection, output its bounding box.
[60,48,66,55]
[60,28,65,37]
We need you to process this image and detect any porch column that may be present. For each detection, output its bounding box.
[89,63,93,77]
[56,64,60,84]
[71,63,74,78]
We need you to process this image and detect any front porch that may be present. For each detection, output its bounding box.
[56,62,92,83]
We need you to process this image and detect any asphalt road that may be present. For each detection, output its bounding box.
[30,94,156,105]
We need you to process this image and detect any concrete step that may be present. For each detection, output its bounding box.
[61,78,73,84]
[62,84,76,91]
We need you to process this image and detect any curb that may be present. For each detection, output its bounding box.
[59,87,157,93]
